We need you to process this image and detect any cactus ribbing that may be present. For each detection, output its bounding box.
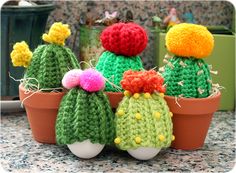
[56,88,115,145]
[162,56,212,98]
[24,44,79,90]
[96,51,143,92]
[115,93,173,150]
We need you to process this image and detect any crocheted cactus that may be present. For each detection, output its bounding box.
[56,69,115,145]
[161,23,215,98]
[10,22,79,91]
[96,51,143,92]
[114,70,174,150]
[96,22,147,92]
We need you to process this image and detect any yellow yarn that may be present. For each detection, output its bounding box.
[42,22,71,46]
[10,41,32,68]
[166,23,214,59]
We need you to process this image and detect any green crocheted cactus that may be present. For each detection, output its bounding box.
[24,44,79,90]
[162,56,212,98]
[115,93,173,150]
[10,22,80,91]
[96,51,143,92]
[162,23,215,98]
[56,88,115,145]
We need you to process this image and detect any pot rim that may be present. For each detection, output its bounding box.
[164,92,221,101]
[19,84,65,96]
[105,91,123,96]
[164,92,221,114]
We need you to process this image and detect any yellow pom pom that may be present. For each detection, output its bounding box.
[169,112,173,118]
[116,109,125,116]
[124,90,131,97]
[133,93,140,99]
[159,93,164,97]
[154,112,161,119]
[135,137,141,144]
[144,92,151,99]
[114,137,121,144]
[10,41,32,68]
[135,113,142,120]
[166,23,214,59]
[159,134,165,141]
[172,135,175,141]
[42,22,71,46]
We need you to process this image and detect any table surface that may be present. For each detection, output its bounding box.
[1,111,235,172]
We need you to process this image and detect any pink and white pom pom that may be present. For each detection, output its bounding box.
[62,69,82,89]
[79,68,105,92]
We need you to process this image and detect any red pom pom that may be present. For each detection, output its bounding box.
[100,22,148,56]
[120,70,166,94]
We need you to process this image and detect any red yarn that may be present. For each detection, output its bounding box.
[120,70,166,94]
[100,22,148,56]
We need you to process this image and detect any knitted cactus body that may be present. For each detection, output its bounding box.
[162,56,212,98]
[56,88,115,145]
[162,23,215,98]
[96,51,143,92]
[24,44,79,90]
[96,22,148,92]
[115,93,173,150]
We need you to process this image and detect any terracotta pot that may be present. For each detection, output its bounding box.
[164,92,221,150]
[105,92,124,108]
[19,84,65,144]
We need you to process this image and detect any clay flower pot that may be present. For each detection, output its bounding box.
[164,92,221,150]
[19,84,65,144]
[105,92,124,108]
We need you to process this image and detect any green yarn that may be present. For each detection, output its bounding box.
[56,88,115,145]
[162,56,212,98]
[96,51,144,92]
[115,93,173,150]
[24,44,79,91]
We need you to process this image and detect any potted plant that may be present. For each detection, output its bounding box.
[114,70,174,160]
[95,22,147,108]
[1,0,54,110]
[10,22,80,144]
[56,69,115,159]
[160,23,221,150]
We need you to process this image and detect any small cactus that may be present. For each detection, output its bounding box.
[11,22,80,91]
[96,22,147,92]
[161,23,215,98]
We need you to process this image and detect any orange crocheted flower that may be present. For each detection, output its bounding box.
[166,23,214,59]
[120,70,165,94]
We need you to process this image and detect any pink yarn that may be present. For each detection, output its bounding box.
[62,69,82,89]
[79,68,105,92]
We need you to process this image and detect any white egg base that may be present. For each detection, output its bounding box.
[67,140,104,159]
[127,147,161,160]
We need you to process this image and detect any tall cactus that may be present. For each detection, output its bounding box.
[96,22,147,92]
[11,22,80,91]
[161,23,215,98]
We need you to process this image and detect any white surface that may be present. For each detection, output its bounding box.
[18,0,33,6]
[67,140,104,159]
[127,147,161,160]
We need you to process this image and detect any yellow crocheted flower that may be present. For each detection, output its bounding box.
[10,41,32,68]
[42,22,71,46]
[166,23,214,59]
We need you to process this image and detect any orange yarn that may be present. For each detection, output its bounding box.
[166,23,214,59]
[120,70,166,94]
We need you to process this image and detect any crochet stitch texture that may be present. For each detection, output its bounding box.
[24,44,79,90]
[100,22,148,57]
[56,88,115,145]
[115,70,173,150]
[96,51,143,92]
[162,56,212,98]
